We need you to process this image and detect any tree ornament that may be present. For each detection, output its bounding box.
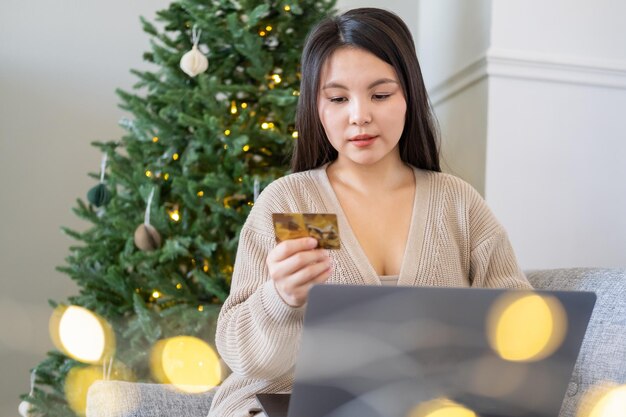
[180,26,208,77]
[134,188,162,251]
[18,370,41,417]
[87,154,111,207]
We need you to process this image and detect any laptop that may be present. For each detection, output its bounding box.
[257,285,595,417]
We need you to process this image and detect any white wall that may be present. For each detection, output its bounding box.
[417,0,492,89]
[416,0,492,194]
[491,0,626,62]
[0,1,417,415]
[417,0,626,269]
[485,0,626,268]
[486,78,626,268]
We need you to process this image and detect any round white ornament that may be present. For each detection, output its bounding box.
[180,26,208,77]
[180,44,208,77]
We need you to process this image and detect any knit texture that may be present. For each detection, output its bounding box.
[207,165,530,417]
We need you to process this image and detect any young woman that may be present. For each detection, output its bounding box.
[208,8,531,417]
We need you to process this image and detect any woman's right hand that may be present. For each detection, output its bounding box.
[266,237,333,308]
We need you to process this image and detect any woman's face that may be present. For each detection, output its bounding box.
[317,47,407,168]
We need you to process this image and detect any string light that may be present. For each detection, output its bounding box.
[163,173,170,181]
[176,283,182,290]
[292,131,299,139]
[292,90,300,96]
[203,259,209,273]
[284,5,291,11]
[241,103,248,109]
[145,170,153,178]
[223,144,229,150]
[230,101,238,114]
[265,25,273,32]
[152,291,161,299]
[168,207,181,222]
[238,177,243,183]
[259,29,267,37]
[242,145,250,152]
[172,153,179,161]
[224,129,231,136]
[152,137,159,143]
[198,306,204,312]
[271,74,282,84]
[197,191,204,197]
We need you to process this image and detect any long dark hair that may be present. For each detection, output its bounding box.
[292,7,440,172]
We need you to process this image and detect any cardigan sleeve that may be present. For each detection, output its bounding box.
[214,200,306,380]
[465,184,532,290]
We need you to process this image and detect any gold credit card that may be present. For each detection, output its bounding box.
[272,213,340,249]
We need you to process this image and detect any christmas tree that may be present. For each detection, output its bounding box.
[20,1,336,416]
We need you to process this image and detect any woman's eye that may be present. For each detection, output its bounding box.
[373,94,391,101]
[329,97,347,103]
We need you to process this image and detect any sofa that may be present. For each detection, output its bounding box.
[86,268,626,417]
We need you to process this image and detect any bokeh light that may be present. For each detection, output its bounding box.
[49,305,115,364]
[150,335,221,393]
[578,384,626,417]
[408,397,477,417]
[65,362,134,417]
[486,292,567,362]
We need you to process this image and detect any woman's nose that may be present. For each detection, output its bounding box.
[349,99,372,126]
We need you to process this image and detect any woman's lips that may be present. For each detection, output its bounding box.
[349,135,378,147]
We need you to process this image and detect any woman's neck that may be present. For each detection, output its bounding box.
[326,155,413,195]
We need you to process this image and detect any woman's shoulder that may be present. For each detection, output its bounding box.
[256,168,323,205]
[243,168,325,235]
[414,168,482,203]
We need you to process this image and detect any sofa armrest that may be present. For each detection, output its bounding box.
[86,380,214,417]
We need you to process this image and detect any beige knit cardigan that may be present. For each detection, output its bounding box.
[207,164,531,417]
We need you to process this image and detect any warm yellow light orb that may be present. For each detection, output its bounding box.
[408,398,477,417]
[261,122,269,129]
[487,293,567,362]
[172,153,179,161]
[259,30,266,37]
[242,145,250,152]
[292,131,299,139]
[150,336,222,393]
[230,101,238,114]
[581,385,626,417]
[65,366,102,416]
[163,173,170,181]
[145,170,153,178]
[266,25,273,31]
[49,305,115,364]
[65,363,135,417]
[284,5,291,11]
[272,74,282,84]
[224,129,231,136]
[152,291,161,299]
[197,191,204,197]
[152,136,159,143]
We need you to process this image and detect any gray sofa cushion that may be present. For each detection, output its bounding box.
[527,268,626,417]
[86,380,214,417]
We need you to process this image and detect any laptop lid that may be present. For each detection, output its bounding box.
[286,285,595,417]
